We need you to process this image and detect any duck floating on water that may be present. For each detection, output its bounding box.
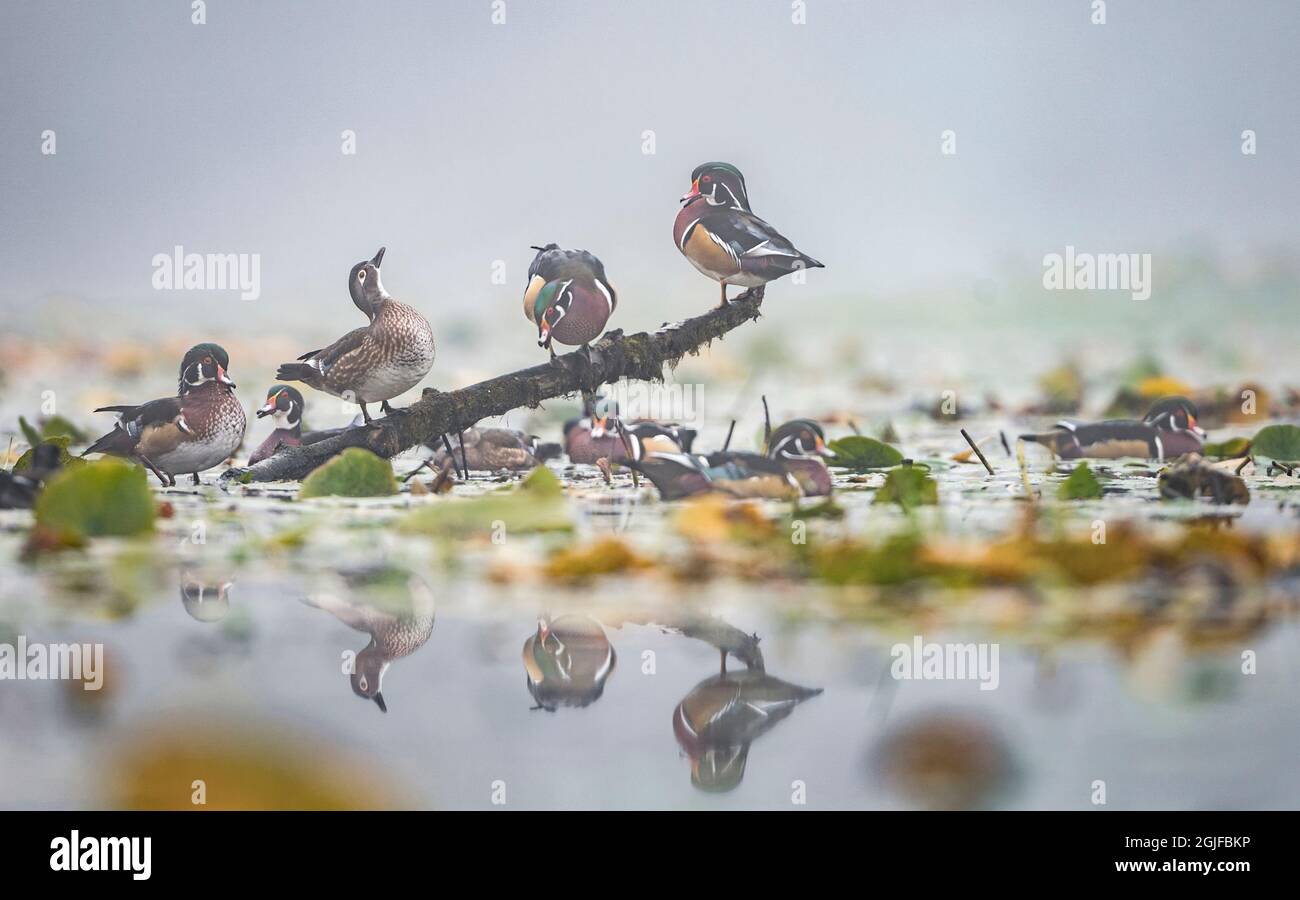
[432,426,560,473]
[1019,396,1205,460]
[84,343,246,486]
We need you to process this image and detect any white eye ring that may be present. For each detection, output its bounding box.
[358,270,367,281]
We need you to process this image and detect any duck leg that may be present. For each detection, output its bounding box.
[380,400,408,417]
[359,403,373,425]
[716,283,729,308]
[134,452,170,487]
[456,429,469,480]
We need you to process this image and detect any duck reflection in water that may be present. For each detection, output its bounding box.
[301,567,436,713]
[519,610,821,792]
[180,570,233,623]
[523,615,617,711]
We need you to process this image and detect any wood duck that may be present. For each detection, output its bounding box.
[619,423,801,501]
[673,669,822,793]
[84,343,246,486]
[521,615,617,711]
[563,398,697,465]
[674,162,823,307]
[301,568,436,714]
[766,418,836,496]
[523,244,617,362]
[249,384,304,465]
[431,426,560,472]
[1020,396,1206,460]
[276,247,436,424]
[0,442,63,509]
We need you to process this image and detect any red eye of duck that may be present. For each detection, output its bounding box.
[203,356,212,365]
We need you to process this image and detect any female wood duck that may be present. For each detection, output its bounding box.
[522,615,617,711]
[673,669,822,793]
[1020,396,1206,460]
[674,162,824,307]
[766,418,836,496]
[84,343,246,486]
[301,568,436,714]
[523,244,617,362]
[431,426,560,472]
[276,247,435,424]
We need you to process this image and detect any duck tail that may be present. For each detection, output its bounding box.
[82,426,132,458]
[798,252,824,269]
[275,362,320,386]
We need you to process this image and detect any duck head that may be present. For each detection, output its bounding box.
[351,643,389,713]
[680,161,751,211]
[1143,396,1205,438]
[348,246,389,319]
[766,419,835,460]
[178,343,235,393]
[255,384,304,430]
[534,279,572,349]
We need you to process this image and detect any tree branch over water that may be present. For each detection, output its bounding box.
[222,286,766,484]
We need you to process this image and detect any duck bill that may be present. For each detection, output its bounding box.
[590,415,608,439]
[217,365,236,388]
[371,246,386,267]
[679,179,702,205]
[538,320,552,349]
[815,436,836,459]
[255,399,276,418]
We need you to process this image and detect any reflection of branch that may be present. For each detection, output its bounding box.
[223,287,766,483]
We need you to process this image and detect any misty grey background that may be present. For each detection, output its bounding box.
[1,0,1297,343]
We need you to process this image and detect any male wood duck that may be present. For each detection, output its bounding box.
[1020,396,1206,460]
[523,244,617,362]
[766,418,836,496]
[276,247,435,424]
[674,162,824,307]
[619,422,802,501]
[249,384,304,465]
[84,343,246,486]
[563,398,697,465]
[301,568,436,713]
[522,615,617,711]
[431,426,560,472]
[673,669,822,793]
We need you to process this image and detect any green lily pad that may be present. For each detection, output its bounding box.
[1249,425,1300,463]
[299,448,397,499]
[35,458,155,538]
[873,466,938,509]
[828,435,904,470]
[1201,436,1251,459]
[12,437,79,473]
[1057,462,1103,500]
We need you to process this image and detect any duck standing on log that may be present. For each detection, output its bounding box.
[674,162,823,308]
[522,243,617,367]
[276,247,435,425]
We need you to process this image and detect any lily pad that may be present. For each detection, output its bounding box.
[828,435,904,470]
[1249,425,1300,463]
[299,448,397,499]
[1057,463,1103,500]
[1201,436,1251,459]
[13,437,78,473]
[874,466,938,509]
[35,458,155,538]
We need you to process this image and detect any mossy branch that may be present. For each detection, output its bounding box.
[222,286,765,484]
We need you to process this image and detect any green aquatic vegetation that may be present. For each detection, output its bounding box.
[12,437,80,473]
[34,459,155,538]
[400,464,572,537]
[828,435,904,470]
[1057,463,1103,500]
[1249,424,1300,463]
[874,466,939,509]
[299,448,397,499]
[1201,436,1251,459]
